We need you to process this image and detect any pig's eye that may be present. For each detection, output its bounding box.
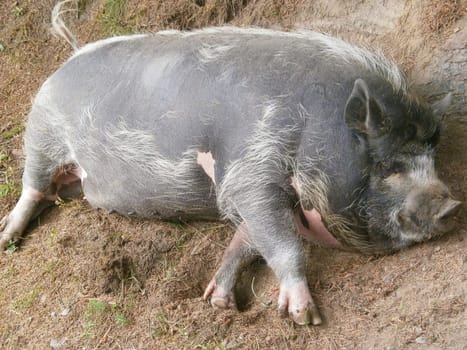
[405,124,417,139]
[378,161,405,178]
[426,127,440,147]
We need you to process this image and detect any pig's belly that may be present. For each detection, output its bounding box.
[76,157,219,220]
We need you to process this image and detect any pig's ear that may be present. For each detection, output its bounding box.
[344,78,391,137]
[431,93,452,120]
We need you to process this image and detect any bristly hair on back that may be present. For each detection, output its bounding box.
[159,26,409,96]
[50,4,409,98]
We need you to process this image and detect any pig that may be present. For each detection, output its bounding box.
[0,5,461,325]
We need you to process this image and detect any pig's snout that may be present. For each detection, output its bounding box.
[398,186,462,241]
[435,197,462,219]
[433,198,462,230]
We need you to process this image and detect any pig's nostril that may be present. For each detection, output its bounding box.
[437,199,462,221]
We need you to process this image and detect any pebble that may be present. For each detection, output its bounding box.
[50,338,66,349]
[415,336,428,344]
[60,307,70,316]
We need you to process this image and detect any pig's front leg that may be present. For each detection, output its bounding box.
[203,222,257,309]
[220,182,322,325]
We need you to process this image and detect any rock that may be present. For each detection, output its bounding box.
[50,338,66,349]
[59,307,70,316]
[415,336,429,344]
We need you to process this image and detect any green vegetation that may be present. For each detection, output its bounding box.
[114,312,129,325]
[151,311,170,337]
[160,255,180,283]
[14,287,42,309]
[1,124,24,141]
[87,299,108,315]
[6,241,17,253]
[0,166,21,198]
[83,300,107,338]
[11,6,24,17]
[48,228,59,248]
[0,153,7,163]
[100,0,137,36]
[82,298,132,339]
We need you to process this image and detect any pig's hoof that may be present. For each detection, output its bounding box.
[203,278,236,309]
[0,215,7,231]
[0,216,12,251]
[278,280,322,326]
[0,215,20,252]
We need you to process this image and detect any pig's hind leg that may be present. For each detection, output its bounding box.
[0,147,81,250]
[0,186,48,250]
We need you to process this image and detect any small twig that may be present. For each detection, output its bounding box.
[92,325,112,350]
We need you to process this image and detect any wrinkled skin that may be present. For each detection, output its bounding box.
[1,27,461,325]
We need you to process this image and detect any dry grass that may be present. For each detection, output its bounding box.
[423,0,464,33]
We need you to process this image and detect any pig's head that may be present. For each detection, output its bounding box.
[344,79,462,251]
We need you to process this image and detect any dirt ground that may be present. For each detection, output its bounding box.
[0,1,465,349]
